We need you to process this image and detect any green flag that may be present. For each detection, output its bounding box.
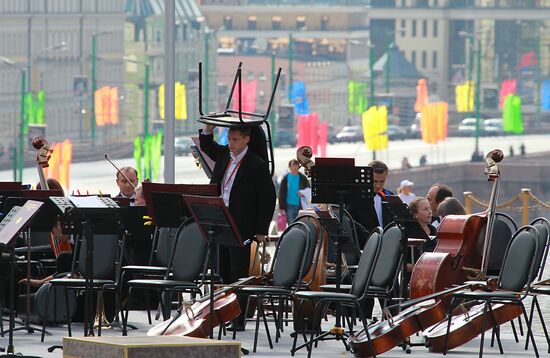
[133,137,142,181]
[36,90,45,124]
[348,80,355,113]
[24,92,35,128]
[503,94,523,134]
[151,131,163,180]
[143,135,153,180]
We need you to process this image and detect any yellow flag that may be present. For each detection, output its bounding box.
[159,82,188,120]
[362,106,388,151]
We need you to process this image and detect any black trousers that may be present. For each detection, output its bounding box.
[218,245,250,326]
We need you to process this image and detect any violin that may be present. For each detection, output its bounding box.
[32,136,72,257]
[147,275,265,337]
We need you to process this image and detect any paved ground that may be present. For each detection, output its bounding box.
[2,296,548,357]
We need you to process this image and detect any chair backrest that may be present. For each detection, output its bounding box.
[154,227,179,267]
[293,216,321,284]
[370,224,402,289]
[498,226,538,292]
[529,217,550,281]
[171,221,207,282]
[487,212,517,275]
[272,222,309,287]
[350,228,382,298]
[77,234,120,280]
[29,231,52,247]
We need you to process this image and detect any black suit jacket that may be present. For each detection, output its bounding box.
[346,189,394,244]
[199,131,276,240]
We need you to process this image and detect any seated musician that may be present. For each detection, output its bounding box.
[19,178,74,287]
[199,123,276,332]
[115,166,138,204]
[437,197,466,218]
[409,197,437,253]
[426,183,453,228]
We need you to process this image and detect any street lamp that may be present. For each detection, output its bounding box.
[91,31,114,145]
[28,41,68,88]
[124,57,150,138]
[459,30,483,162]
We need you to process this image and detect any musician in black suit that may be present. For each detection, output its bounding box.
[199,124,276,330]
[346,160,394,247]
[345,160,394,318]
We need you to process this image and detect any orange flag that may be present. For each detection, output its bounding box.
[414,79,429,112]
[59,140,72,190]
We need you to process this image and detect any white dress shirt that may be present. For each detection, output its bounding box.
[221,146,248,207]
[374,194,383,226]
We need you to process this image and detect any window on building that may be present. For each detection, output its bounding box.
[422,20,428,37]
[411,50,417,66]
[432,51,438,68]
[412,20,417,37]
[224,16,232,30]
[248,16,257,30]
[433,20,438,37]
[422,51,427,68]
[296,15,306,30]
[272,16,282,30]
[321,16,329,31]
[401,20,406,33]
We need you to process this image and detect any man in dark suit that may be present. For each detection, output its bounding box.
[346,160,393,246]
[114,166,138,204]
[345,160,394,318]
[200,124,276,330]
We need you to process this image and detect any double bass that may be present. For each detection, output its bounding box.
[349,149,506,357]
[32,136,72,257]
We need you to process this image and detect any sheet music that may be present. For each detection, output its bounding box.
[69,195,108,208]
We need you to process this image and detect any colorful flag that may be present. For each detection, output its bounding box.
[499,79,516,109]
[455,81,474,112]
[291,81,309,115]
[503,94,523,134]
[134,137,142,181]
[362,106,388,151]
[159,82,188,120]
[414,79,429,112]
[232,80,256,114]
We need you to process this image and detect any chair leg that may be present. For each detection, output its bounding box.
[518,314,525,337]
[520,301,539,357]
[478,302,489,358]
[526,296,537,350]
[307,301,322,358]
[487,304,503,354]
[533,295,550,353]
[290,299,305,356]
[355,302,375,358]
[144,289,152,325]
[260,299,274,349]
[510,319,519,343]
[41,286,51,342]
[64,287,72,337]
[123,287,134,336]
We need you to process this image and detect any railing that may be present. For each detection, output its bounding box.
[464,189,550,225]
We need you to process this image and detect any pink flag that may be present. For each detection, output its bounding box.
[318,122,328,157]
[232,80,257,113]
[310,113,319,155]
[499,79,516,109]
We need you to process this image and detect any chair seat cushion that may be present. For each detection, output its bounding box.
[295,290,357,301]
[123,265,167,272]
[320,284,387,294]
[238,286,291,296]
[454,290,520,301]
[50,278,114,287]
[127,279,197,288]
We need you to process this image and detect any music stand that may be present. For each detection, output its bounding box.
[0,200,43,358]
[182,195,244,340]
[309,159,373,347]
[191,137,215,179]
[49,196,124,337]
[3,191,63,338]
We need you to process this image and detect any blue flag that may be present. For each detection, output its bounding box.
[541,80,550,111]
[291,81,309,115]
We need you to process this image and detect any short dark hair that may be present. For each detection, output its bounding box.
[434,184,453,204]
[437,197,466,217]
[288,159,299,167]
[228,126,251,137]
[368,160,388,174]
[116,166,138,180]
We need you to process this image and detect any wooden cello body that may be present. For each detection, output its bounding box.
[349,149,506,357]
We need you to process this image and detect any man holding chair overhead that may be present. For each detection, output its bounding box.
[199,123,276,331]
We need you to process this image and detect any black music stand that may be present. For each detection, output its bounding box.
[0,200,43,358]
[182,195,244,340]
[309,159,373,347]
[49,196,124,338]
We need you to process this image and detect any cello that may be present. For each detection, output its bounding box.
[32,136,72,257]
[348,149,506,357]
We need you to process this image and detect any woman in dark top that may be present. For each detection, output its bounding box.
[409,197,437,252]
